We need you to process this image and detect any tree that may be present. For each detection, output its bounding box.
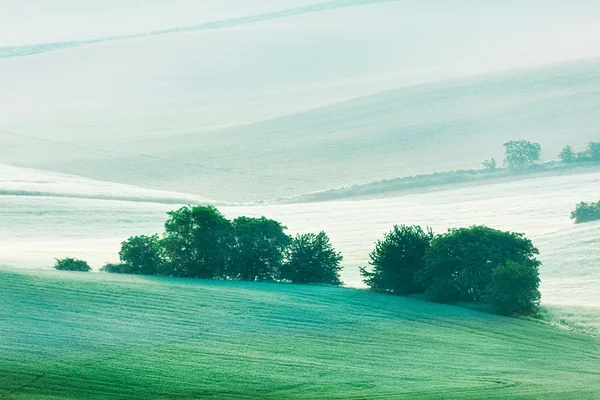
[483,261,541,316]
[161,206,233,279]
[280,232,343,285]
[587,142,600,162]
[417,226,540,303]
[118,234,163,275]
[559,145,576,163]
[360,225,433,294]
[481,158,497,172]
[503,140,542,170]
[570,201,600,224]
[228,216,291,281]
[54,258,91,272]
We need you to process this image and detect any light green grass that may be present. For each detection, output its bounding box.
[1,269,600,399]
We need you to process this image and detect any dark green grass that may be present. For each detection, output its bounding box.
[1,269,600,399]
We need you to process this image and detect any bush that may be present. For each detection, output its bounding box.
[417,226,540,306]
[280,232,343,285]
[53,258,91,272]
[118,234,163,275]
[503,140,541,170]
[229,217,291,281]
[570,201,600,224]
[484,261,541,316]
[360,225,433,294]
[100,263,131,274]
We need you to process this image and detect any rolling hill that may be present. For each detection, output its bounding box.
[1,1,600,202]
[1,269,600,399]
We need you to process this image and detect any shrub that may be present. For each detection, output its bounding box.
[280,232,343,285]
[100,263,131,274]
[417,226,540,304]
[229,216,291,281]
[570,201,600,224]
[484,261,541,316]
[503,140,542,170]
[360,225,433,294]
[53,258,91,272]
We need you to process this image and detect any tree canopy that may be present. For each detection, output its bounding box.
[161,206,233,279]
[483,261,541,316]
[503,140,541,170]
[417,226,540,305]
[118,234,163,275]
[229,216,291,281]
[360,225,433,294]
[280,232,343,285]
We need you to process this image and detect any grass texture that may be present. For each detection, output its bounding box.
[1,269,600,399]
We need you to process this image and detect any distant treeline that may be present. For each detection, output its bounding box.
[54,206,542,317]
[285,140,600,203]
[571,201,600,224]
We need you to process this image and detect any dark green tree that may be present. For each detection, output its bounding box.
[53,258,91,272]
[117,234,163,275]
[280,232,343,285]
[417,226,540,303]
[570,201,600,224]
[559,145,576,163]
[360,225,433,294]
[483,261,541,316]
[229,216,291,281]
[503,140,542,170]
[161,205,233,279]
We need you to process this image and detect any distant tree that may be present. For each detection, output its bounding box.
[481,158,497,172]
[559,145,576,163]
[161,206,233,279]
[503,140,542,170]
[280,232,343,285]
[587,142,600,162]
[117,234,163,275]
[483,261,541,316]
[100,263,130,274]
[417,226,540,304]
[228,216,291,281]
[360,225,433,294]
[570,201,600,224]
[54,258,91,272]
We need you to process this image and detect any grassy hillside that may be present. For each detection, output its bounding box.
[1,269,600,399]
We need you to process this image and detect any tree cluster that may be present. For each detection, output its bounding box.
[96,205,343,285]
[570,201,600,224]
[361,225,541,316]
[559,142,600,164]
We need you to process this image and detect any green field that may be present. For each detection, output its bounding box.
[1,270,600,399]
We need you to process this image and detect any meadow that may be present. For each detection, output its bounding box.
[2,269,600,399]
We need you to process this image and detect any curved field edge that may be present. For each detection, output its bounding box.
[1,269,599,399]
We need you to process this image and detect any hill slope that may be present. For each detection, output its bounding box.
[1,269,600,399]
[2,1,600,202]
